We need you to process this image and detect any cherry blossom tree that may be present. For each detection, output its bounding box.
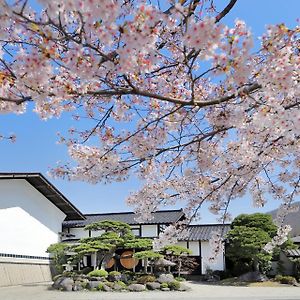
[0,0,299,249]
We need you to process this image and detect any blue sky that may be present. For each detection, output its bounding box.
[0,0,299,222]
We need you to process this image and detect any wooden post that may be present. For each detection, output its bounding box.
[133,249,136,273]
[144,258,148,273]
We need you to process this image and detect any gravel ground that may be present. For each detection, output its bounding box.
[0,281,300,300]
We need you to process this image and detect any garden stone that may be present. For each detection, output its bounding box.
[161,287,170,291]
[89,276,105,281]
[88,280,103,289]
[178,283,191,291]
[128,283,146,292]
[238,271,268,282]
[146,282,161,290]
[293,281,300,287]
[60,278,74,291]
[206,274,220,282]
[113,282,123,290]
[157,274,174,283]
[79,278,89,288]
[73,282,83,291]
[108,274,122,282]
[120,274,129,283]
[102,284,112,292]
[52,276,65,289]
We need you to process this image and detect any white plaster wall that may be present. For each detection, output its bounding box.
[201,241,225,273]
[141,225,158,237]
[176,241,188,248]
[0,179,66,257]
[91,230,105,237]
[83,256,87,266]
[69,228,89,239]
[189,241,200,256]
[91,253,97,267]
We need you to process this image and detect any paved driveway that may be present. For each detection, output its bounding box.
[0,282,299,300]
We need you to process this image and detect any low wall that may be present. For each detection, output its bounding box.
[0,255,53,287]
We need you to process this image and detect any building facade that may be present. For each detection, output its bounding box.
[62,213,229,274]
[0,172,229,287]
[0,173,84,287]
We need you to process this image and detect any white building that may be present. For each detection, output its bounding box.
[62,212,229,275]
[0,173,84,287]
[0,172,229,287]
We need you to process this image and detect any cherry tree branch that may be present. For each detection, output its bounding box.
[215,0,238,23]
[0,96,32,105]
[86,83,262,108]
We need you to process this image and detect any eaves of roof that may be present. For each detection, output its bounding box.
[63,209,185,227]
[0,172,85,221]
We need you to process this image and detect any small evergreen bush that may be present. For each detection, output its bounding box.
[175,276,186,282]
[109,271,121,276]
[137,275,156,284]
[116,280,127,289]
[81,281,88,289]
[104,281,114,288]
[62,271,76,278]
[52,274,62,281]
[97,283,105,291]
[168,281,181,290]
[275,275,297,285]
[87,269,108,278]
[160,282,168,289]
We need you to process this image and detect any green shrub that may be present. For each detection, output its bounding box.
[62,271,77,278]
[175,276,186,282]
[160,282,168,289]
[275,275,296,285]
[137,275,156,284]
[104,281,114,288]
[88,269,108,278]
[52,274,62,281]
[97,283,105,291]
[282,276,296,285]
[109,271,121,276]
[81,281,88,289]
[116,280,127,289]
[168,281,181,290]
[47,243,69,274]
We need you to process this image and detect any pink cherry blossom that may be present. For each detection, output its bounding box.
[0,1,299,251]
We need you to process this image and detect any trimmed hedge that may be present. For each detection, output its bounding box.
[87,269,108,278]
[137,275,156,284]
[168,281,181,290]
[275,275,297,285]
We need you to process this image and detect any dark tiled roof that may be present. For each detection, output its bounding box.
[0,173,85,221]
[285,249,300,257]
[183,224,231,241]
[63,209,185,228]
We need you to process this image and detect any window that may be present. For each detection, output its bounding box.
[131,225,141,236]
